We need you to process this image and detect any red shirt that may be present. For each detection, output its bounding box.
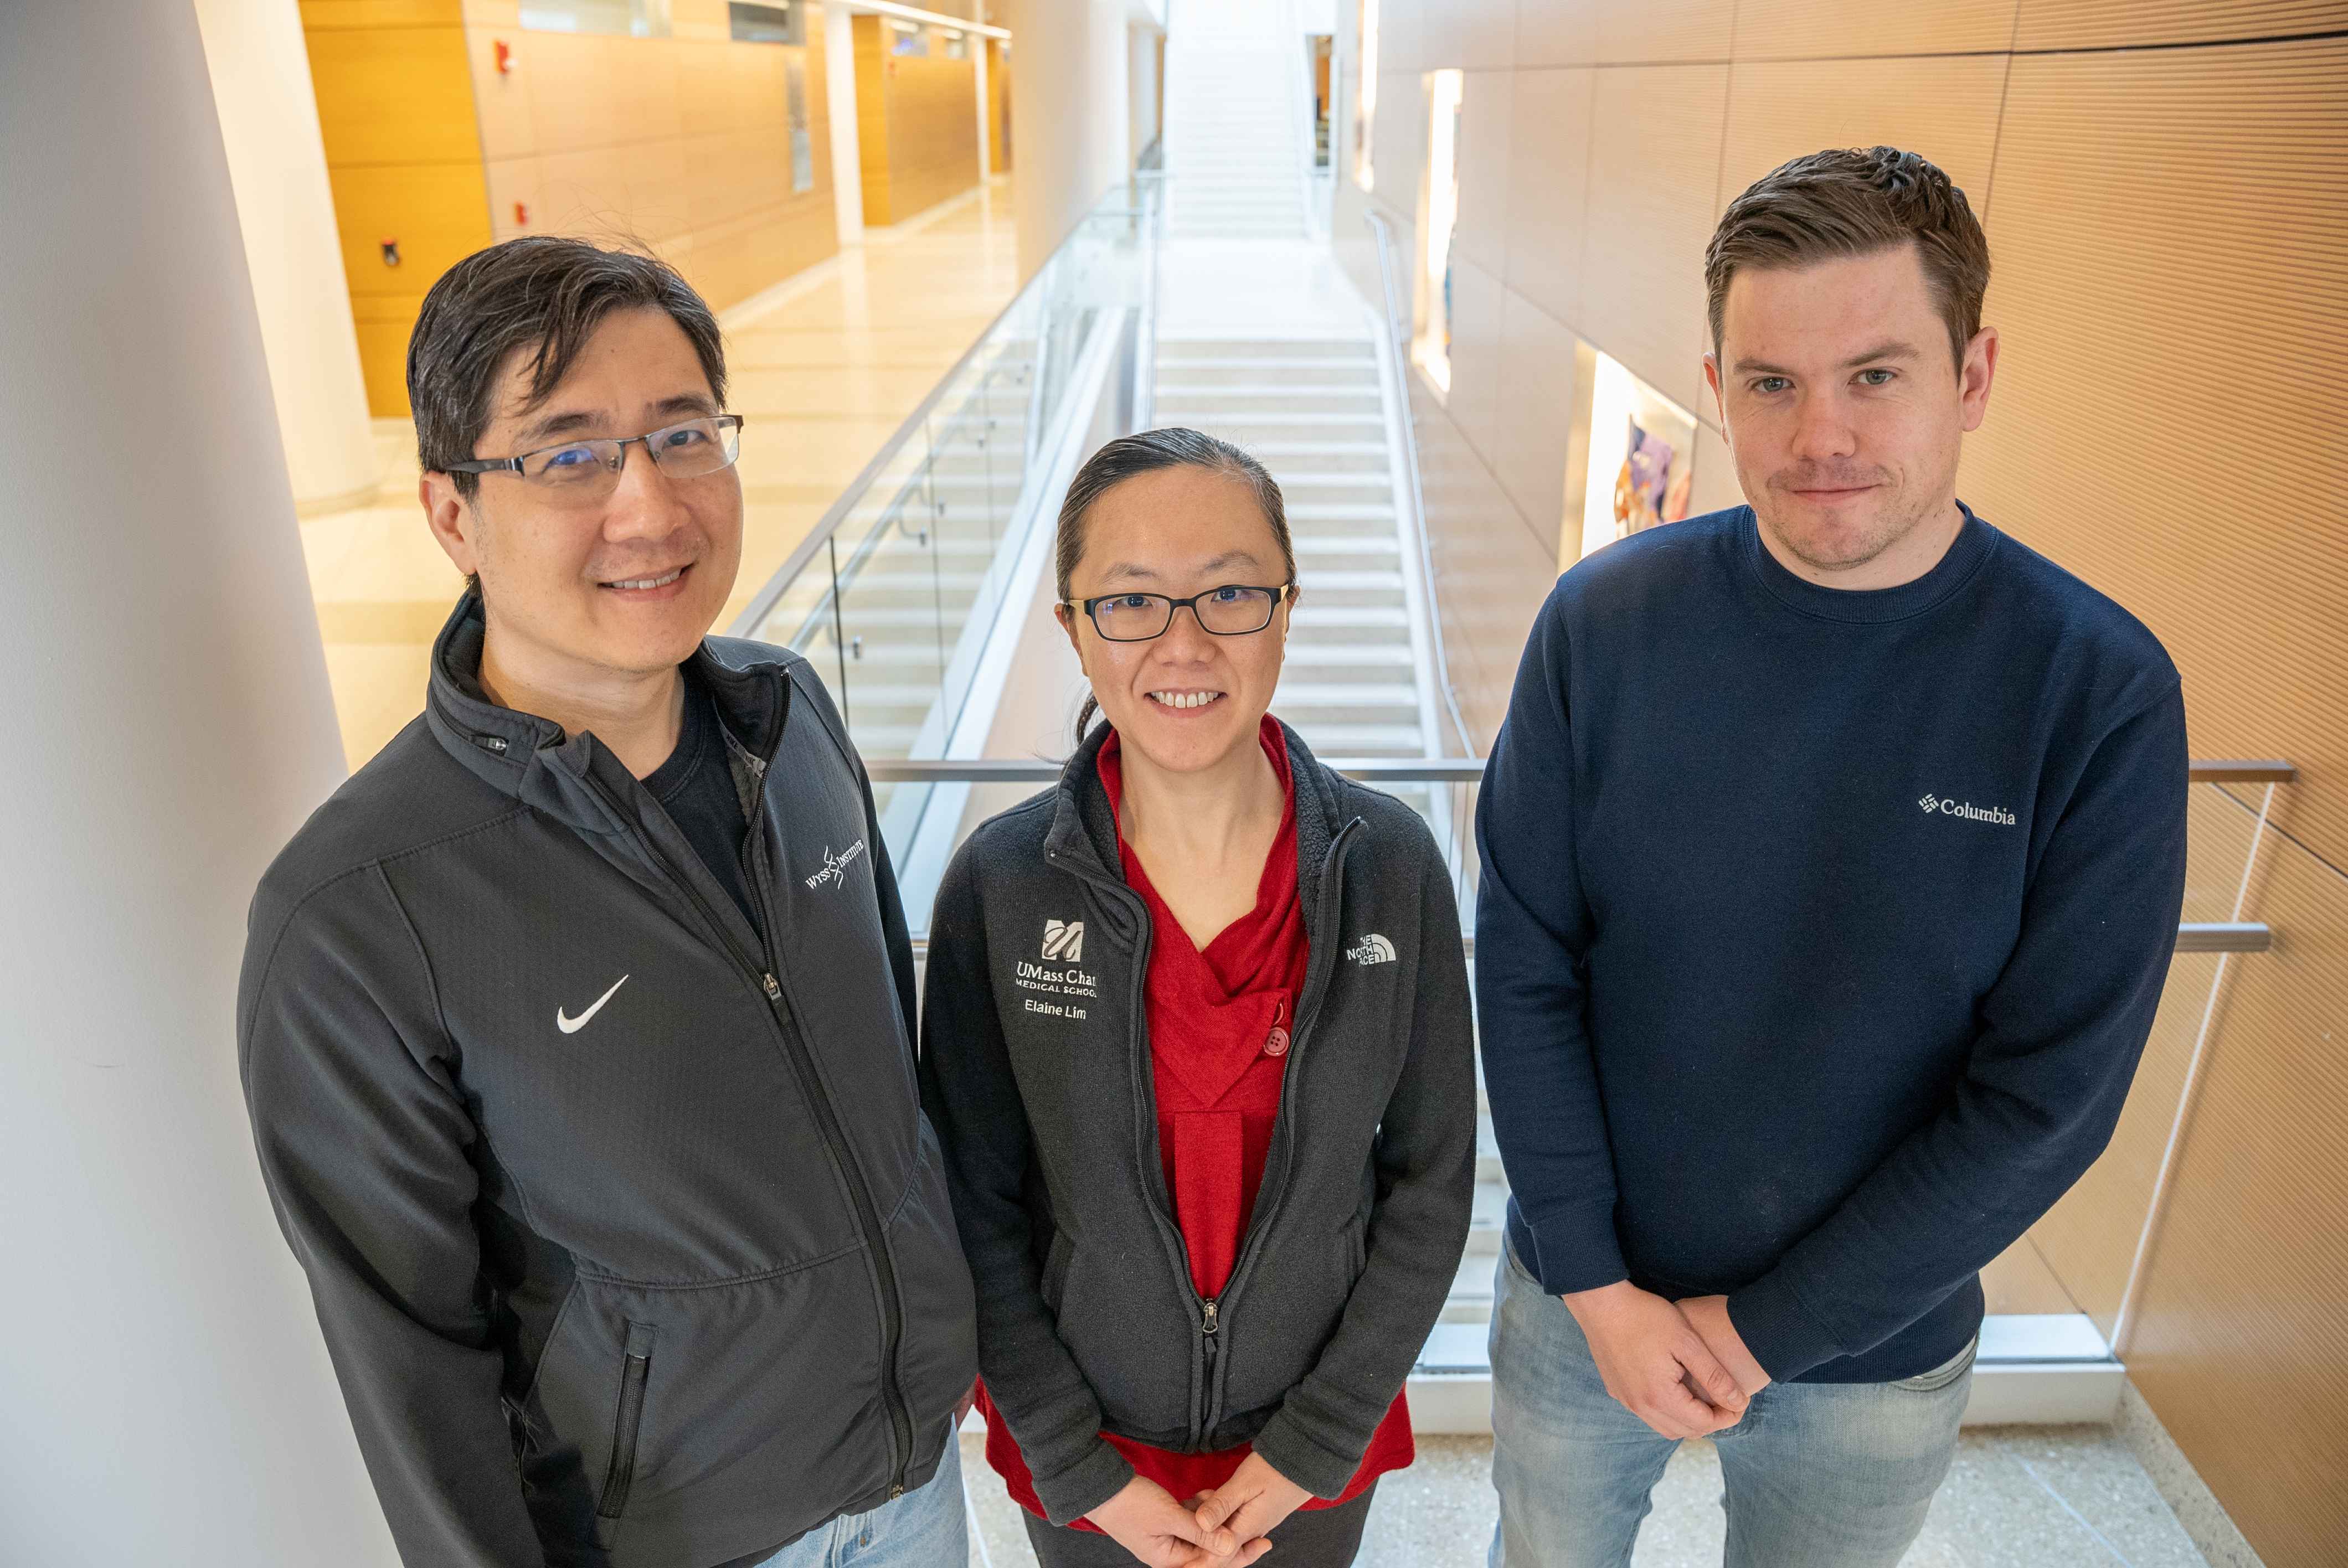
[979,718,1413,1527]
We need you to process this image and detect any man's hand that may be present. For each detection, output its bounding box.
[1192,1452,1311,1559]
[1085,1475,1258,1567]
[1562,1280,1749,1438]
[1677,1294,1772,1397]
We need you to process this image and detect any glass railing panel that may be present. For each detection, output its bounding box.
[734,179,1162,885]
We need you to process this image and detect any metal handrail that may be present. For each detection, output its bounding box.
[1363,207,1475,760]
[2190,760,2295,782]
[874,757,2293,788]
[908,924,2272,961]
[866,757,1486,783]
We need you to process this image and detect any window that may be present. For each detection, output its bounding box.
[786,56,813,193]
[889,19,929,56]
[1413,69,1462,394]
[520,0,671,39]
[728,1,803,45]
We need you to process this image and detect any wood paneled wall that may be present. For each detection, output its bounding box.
[301,0,493,415]
[851,16,981,226]
[1332,4,2348,1561]
[461,0,837,319]
[302,0,841,414]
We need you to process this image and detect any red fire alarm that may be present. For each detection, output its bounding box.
[513,201,530,226]
[379,237,401,267]
[494,38,515,74]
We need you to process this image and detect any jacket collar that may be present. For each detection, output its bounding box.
[1042,715,1345,926]
[423,593,792,837]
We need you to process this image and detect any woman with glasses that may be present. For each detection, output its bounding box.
[919,429,1475,1567]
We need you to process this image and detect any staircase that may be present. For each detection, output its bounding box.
[1154,0,1497,1391]
[1161,0,1308,239]
[1149,342,1424,760]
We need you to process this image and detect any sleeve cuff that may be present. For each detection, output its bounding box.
[1029,1438,1136,1528]
[1247,1411,1369,1502]
[1726,1270,1845,1383]
[1516,1199,1630,1297]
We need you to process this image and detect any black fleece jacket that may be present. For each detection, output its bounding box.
[239,597,976,1568]
[919,721,1475,1524]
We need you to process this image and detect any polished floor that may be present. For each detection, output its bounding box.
[296,179,1021,771]
[959,1427,2212,1568]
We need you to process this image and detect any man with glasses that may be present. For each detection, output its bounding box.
[239,238,977,1568]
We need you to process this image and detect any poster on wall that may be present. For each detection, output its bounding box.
[1577,350,1696,561]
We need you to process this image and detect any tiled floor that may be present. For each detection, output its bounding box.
[961,1426,2209,1568]
[297,180,1021,772]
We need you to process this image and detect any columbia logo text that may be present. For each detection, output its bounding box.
[1918,795,2016,826]
[804,839,869,889]
[1042,919,1085,962]
[1346,933,1397,965]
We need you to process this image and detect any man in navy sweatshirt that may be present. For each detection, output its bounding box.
[1475,147,2187,1565]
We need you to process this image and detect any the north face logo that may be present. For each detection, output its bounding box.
[1346,933,1396,964]
[1042,919,1085,962]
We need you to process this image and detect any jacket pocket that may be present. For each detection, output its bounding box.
[596,1321,658,1520]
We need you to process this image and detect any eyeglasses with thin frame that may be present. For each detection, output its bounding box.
[1064,582,1295,642]
[444,414,745,506]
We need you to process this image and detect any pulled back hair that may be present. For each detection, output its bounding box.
[408,236,727,499]
[1056,428,1296,745]
[1705,146,1989,370]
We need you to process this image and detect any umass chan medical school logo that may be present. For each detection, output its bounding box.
[1918,793,2017,827]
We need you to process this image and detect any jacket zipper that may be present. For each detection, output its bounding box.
[1051,811,1362,1448]
[1194,817,1360,1433]
[596,1322,657,1519]
[586,772,917,1498]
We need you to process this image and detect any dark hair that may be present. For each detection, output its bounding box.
[1055,428,1295,744]
[1705,147,1989,370]
[408,236,727,501]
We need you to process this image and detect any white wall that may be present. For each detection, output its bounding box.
[1000,0,1138,280]
[193,0,379,513]
[0,2,390,1562]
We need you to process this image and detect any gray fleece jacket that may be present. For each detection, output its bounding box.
[918,720,1475,1524]
[239,597,976,1568]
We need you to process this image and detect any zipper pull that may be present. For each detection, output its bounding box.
[763,972,782,1000]
[1201,1299,1219,1335]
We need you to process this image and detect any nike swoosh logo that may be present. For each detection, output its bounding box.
[557,974,630,1035]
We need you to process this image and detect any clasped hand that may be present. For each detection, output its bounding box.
[1561,1280,1774,1440]
[1083,1452,1307,1567]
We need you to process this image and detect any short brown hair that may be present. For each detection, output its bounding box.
[1705,147,1989,369]
[408,236,727,499]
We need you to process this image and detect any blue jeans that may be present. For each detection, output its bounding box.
[1487,1244,1972,1568]
[759,1428,966,1568]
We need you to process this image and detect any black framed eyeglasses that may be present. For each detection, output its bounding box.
[445,415,745,505]
[1065,583,1294,642]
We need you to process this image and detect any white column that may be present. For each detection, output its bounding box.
[193,0,380,515]
[825,1,866,244]
[1000,0,1118,280]
[0,3,390,1564]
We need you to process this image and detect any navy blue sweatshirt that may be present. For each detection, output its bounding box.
[1475,504,2187,1384]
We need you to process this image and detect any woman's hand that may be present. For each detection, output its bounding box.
[1085,1475,1252,1567]
[1191,1453,1312,1557]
